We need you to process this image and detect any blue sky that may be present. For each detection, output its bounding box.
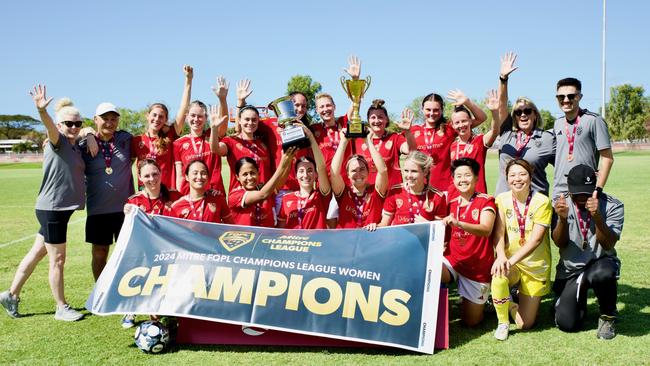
[2,0,648,122]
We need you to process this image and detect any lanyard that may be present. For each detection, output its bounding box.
[515,130,532,158]
[145,133,158,159]
[423,127,435,154]
[352,188,368,227]
[187,195,205,220]
[574,202,592,249]
[454,135,473,159]
[511,191,533,245]
[456,192,477,223]
[98,135,115,175]
[565,114,580,162]
[190,134,205,159]
[296,191,314,229]
[146,193,163,215]
[239,135,261,164]
[406,188,426,223]
[327,124,340,151]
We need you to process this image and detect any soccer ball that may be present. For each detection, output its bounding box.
[134,320,170,354]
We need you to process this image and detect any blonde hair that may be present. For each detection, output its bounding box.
[54,98,81,123]
[404,151,434,211]
[511,97,542,131]
[315,93,335,106]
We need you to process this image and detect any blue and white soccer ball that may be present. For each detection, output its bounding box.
[134,320,170,354]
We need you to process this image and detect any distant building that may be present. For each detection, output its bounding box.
[0,139,38,153]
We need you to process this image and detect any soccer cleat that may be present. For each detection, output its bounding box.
[597,315,616,340]
[0,290,21,318]
[122,314,136,329]
[54,304,84,322]
[494,323,510,341]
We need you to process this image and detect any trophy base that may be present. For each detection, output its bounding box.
[345,122,368,139]
[282,137,311,151]
[345,129,368,139]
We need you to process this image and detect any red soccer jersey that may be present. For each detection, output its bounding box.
[169,191,232,223]
[222,135,271,193]
[132,129,179,189]
[127,190,182,216]
[335,184,385,228]
[445,193,496,283]
[447,134,488,199]
[278,189,331,229]
[412,123,457,191]
[311,116,351,177]
[353,132,405,187]
[382,184,447,226]
[227,185,275,228]
[173,130,225,195]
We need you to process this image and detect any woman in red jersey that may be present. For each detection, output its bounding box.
[124,159,181,216]
[377,151,447,227]
[170,160,232,224]
[131,65,192,190]
[411,90,487,191]
[330,129,388,229]
[228,147,297,227]
[352,99,416,187]
[277,126,331,229]
[440,157,497,327]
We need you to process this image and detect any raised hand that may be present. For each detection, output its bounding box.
[183,65,194,80]
[29,84,53,111]
[491,255,510,277]
[236,79,253,103]
[211,76,229,100]
[485,89,499,111]
[442,214,458,227]
[500,51,518,79]
[585,190,600,216]
[554,194,569,219]
[209,105,228,128]
[447,89,468,106]
[397,108,414,131]
[343,55,361,80]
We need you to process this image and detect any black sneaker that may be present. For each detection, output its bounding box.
[597,315,616,340]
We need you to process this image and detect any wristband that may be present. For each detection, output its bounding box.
[499,75,508,83]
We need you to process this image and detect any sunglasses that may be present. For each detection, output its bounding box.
[555,93,579,102]
[513,108,533,117]
[63,121,83,128]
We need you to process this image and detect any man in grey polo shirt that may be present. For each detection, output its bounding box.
[552,78,614,199]
[552,164,623,339]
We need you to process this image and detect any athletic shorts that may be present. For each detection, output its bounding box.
[442,257,491,305]
[35,209,75,244]
[85,212,125,245]
[510,265,550,297]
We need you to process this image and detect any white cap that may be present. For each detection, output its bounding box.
[95,102,120,116]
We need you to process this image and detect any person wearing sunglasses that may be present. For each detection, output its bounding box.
[551,165,623,340]
[552,78,614,200]
[1,85,85,322]
[494,52,556,196]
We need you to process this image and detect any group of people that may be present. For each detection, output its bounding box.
[1,54,624,343]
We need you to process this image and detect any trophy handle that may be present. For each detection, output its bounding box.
[340,76,351,98]
[363,76,371,94]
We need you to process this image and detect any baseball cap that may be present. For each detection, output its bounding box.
[95,102,120,117]
[566,164,597,195]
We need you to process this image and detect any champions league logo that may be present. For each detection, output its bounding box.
[219,231,256,252]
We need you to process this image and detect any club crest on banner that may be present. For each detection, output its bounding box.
[219,231,256,252]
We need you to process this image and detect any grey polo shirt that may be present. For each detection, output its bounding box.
[496,116,556,196]
[554,193,624,280]
[35,133,86,211]
[552,109,612,199]
[81,130,134,216]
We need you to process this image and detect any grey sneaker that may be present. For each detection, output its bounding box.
[54,304,84,322]
[0,290,20,318]
[121,314,136,329]
[597,315,616,340]
[494,323,509,341]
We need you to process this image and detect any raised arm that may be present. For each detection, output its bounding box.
[234,79,253,134]
[484,89,503,147]
[29,84,58,146]
[330,131,349,196]
[174,65,193,135]
[552,194,570,248]
[498,52,518,125]
[243,147,297,206]
[304,125,331,196]
[597,149,614,190]
[586,190,619,250]
[211,76,230,138]
[447,89,487,128]
[208,105,229,156]
[397,108,416,154]
[367,131,389,196]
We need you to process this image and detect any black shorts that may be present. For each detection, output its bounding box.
[85,212,125,245]
[35,209,75,244]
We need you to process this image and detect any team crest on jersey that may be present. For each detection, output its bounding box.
[139,140,145,148]
[181,208,190,217]
[576,126,583,135]
[385,140,393,150]
[361,143,368,151]
[467,144,474,153]
[505,208,513,219]
[414,131,421,138]
[472,208,479,221]
[236,143,244,151]
[219,231,255,252]
[208,202,217,213]
[396,198,403,208]
[182,142,189,149]
[286,201,293,208]
[534,139,542,148]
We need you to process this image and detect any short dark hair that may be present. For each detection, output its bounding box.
[294,155,316,174]
[289,91,308,100]
[451,157,480,176]
[184,159,209,176]
[556,78,582,92]
[505,158,534,177]
[235,157,258,176]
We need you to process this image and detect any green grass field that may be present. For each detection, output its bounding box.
[1,153,649,365]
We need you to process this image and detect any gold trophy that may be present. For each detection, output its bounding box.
[340,75,371,138]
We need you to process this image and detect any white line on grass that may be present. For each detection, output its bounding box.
[0,218,85,249]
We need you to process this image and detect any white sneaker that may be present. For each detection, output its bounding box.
[494,323,509,341]
[121,314,136,328]
[0,290,20,318]
[54,304,84,322]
